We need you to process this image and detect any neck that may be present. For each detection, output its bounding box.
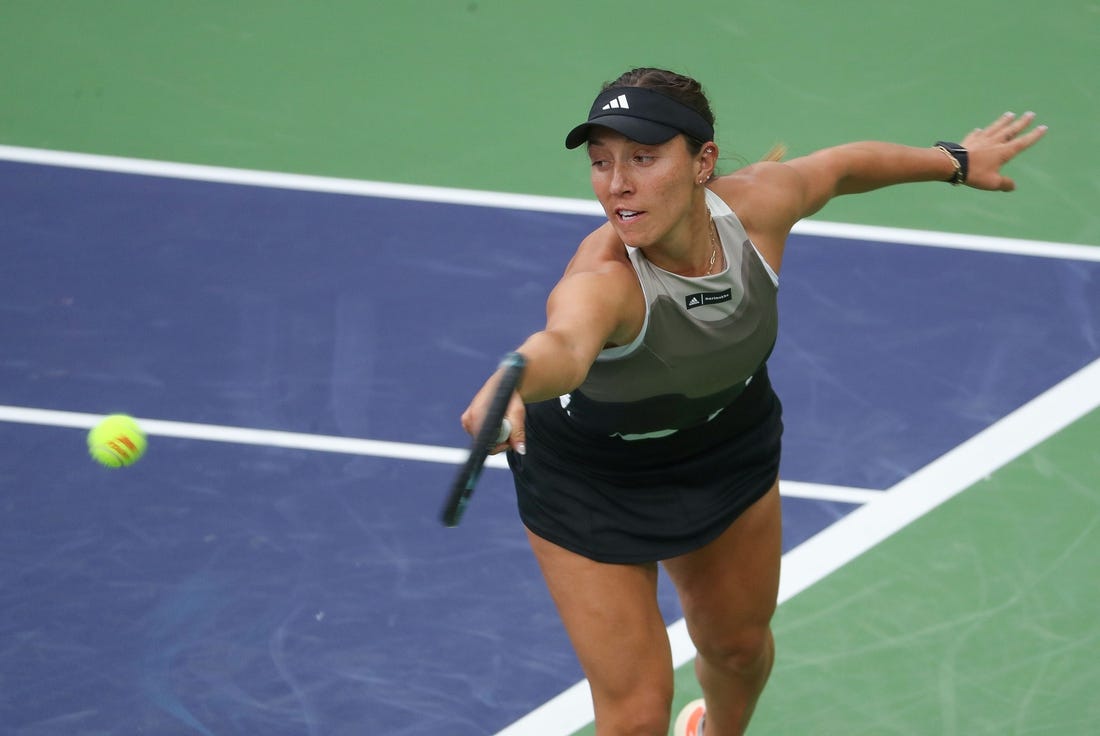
[702,208,722,276]
[636,197,721,276]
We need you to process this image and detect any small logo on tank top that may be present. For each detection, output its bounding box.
[685,288,732,310]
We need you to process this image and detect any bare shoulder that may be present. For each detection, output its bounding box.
[552,222,645,348]
[711,162,803,221]
[565,221,635,277]
[708,163,805,273]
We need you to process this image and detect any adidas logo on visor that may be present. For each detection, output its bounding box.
[601,94,630,110]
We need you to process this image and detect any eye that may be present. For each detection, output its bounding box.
[633,154,656,164]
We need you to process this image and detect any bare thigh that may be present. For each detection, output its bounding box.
[662,481,782,653]
[525,529,674,712]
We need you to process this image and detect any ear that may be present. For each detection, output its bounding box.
[697,142,718,184]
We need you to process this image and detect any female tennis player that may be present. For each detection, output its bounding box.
[461,67,1046,735]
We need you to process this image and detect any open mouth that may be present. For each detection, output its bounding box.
[616,208,644,222]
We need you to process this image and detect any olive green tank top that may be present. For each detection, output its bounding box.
[562,188,779,438]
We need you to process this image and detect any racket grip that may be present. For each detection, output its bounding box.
[482,352,524,444]
[440,351,527,527]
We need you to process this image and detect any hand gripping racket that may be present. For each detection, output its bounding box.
[441,351,526,527]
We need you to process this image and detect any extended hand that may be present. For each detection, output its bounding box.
[961,112,1048,192]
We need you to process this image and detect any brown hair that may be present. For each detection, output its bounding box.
[602,68,715,153]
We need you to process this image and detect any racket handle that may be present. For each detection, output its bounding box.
[441,351,527,527]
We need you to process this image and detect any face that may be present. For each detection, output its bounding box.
[586,128,703,249]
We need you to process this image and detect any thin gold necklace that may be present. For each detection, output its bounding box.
[704,207,720,275]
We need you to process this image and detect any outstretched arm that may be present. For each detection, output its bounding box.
[784,111,1048,218]
[716,111,1047,276]
[460,243,644,453]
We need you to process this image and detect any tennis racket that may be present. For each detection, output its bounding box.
[441,351,527,527]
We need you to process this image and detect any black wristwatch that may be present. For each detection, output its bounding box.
[934,141,968,186]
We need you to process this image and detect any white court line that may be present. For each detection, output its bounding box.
[779,480,880,505]
[2,143,1099,261]
[0,405,473,466]
[0,405,879,504]
[492,358,1100,736]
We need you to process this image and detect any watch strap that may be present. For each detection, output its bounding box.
[934,141,968,186]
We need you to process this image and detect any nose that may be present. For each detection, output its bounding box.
[609,162,633,196]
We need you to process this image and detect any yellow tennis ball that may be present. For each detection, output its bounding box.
[87,414,147,468]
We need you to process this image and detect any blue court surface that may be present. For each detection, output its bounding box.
[2,156,1099,735]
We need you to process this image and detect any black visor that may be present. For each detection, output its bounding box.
[564,86,714,149]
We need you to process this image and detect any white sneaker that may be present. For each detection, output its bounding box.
[673,698,706,736]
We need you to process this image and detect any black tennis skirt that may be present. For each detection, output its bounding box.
[508,366,783,564]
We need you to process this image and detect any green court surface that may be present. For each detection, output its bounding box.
[742,406,1100,735]
[3,2,1097,734]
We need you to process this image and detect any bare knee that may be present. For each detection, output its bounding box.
[695,624,775,677]
[593,680,674,736]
